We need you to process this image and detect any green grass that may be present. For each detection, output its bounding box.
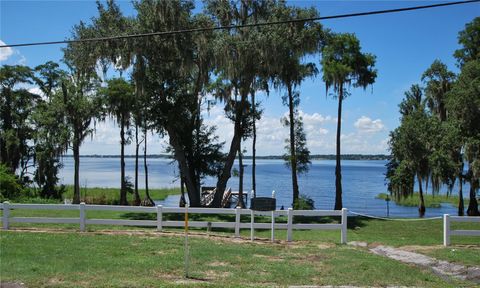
[0,231,475,287]
[377,192,468,208]
[62,186,180,204]
[417,247,480,267]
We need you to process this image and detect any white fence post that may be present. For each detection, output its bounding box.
[2,202,9,230]
[79,202,86,232]
[443,214,450,247]
[235,207,240,237]
[341,208,347,244]
[287,208,293,242]
[157,205,163,231]
[271,190,275,242]
[250,209,254,241]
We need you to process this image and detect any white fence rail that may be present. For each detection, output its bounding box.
[443,214,480,246]
[0,202,348,243]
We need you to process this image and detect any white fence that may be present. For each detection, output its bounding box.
[0,202,348,244]
[443,214,480,246]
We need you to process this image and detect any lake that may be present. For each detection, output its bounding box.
[58,157,463,218]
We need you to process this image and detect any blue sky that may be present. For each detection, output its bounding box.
[1,1,479,155]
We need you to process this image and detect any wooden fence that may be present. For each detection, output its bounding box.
[0,202,348,243]
[443,214,480,246]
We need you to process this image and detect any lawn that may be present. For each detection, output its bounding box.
[0,231,475,288]
[1,191,479,287]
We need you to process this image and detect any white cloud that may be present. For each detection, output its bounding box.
[0,40,13,61]
[28,87,45,99]
[354,116,385,133]
[204,108,334,155]
[74,106,388,155]
[340,132,387,154]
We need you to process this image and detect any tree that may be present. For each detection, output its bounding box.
[135,0,225,206]
[282,112,311,208]
[321,33,377,210]
[263,4,322,206]
[0,65,38,177]
[206,0,275,207]
[387,85,432,216]
[454,17,480,67]
[101,78,135,205]
[421,60,455,122]
[447,17,480,216]
[63,22,102,204]
[446,60,480,216]
[32,62,69,199]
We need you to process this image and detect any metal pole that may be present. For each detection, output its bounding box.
[184,203,189,278]
[271,190,276,242]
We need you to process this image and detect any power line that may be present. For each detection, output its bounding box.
[1,0,479,49]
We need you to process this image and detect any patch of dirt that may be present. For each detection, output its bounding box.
[203,269,231,279]
[173,278,210,284]
[253,254,284,262]
[0,283,26,288]
[289,286,421,288]
[207,261,231,267]
[399,245,444,252]
[47,278,64,285]
[317,243,335,249]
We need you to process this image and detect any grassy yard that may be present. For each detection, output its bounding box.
[1,191,479,287]
[0,231,476,288]
[376,192,468,208]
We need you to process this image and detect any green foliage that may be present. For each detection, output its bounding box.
[283,113,311,175]
[454,17,480,66]
[0,164,25,200]
[293,194,315,210]
[376,193,469,208]
[0,65,39,178]
[321,33,377,97]
[421,60,455,121]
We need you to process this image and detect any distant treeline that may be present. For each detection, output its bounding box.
[64,154,390,160]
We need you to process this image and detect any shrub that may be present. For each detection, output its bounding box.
[293,194,315,210]
[0,164,25,201]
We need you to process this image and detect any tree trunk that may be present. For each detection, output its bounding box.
[134,124,141,206]
[458,171,464,216]
[167,127,201,207]
[72,133,81,204]
[466,168,479,216]
[213,94,245,207]
[288,83,299,207]
[251,90,257,198]
[417,174,426,217]
[334,85,343,210]
[119,119,127,206]
[143,128,154,206]
[237,144,245,208]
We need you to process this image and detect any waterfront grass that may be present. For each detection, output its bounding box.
[376,192,468,208]
[0,231,474,287]
[62,186,180,204]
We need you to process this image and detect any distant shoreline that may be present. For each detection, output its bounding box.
[62,154,390,161]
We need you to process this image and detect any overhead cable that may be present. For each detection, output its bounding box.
[1,0,478,48]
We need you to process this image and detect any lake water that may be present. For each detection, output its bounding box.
[58,157,464,218]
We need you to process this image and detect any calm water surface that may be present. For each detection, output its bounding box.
[59,157,463,217]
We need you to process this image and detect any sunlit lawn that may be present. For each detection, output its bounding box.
[0,231,476,288]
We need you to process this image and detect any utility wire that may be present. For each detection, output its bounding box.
[1,0,479,48]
